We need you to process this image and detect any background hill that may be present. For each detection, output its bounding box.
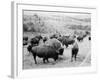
[23,12,91,35]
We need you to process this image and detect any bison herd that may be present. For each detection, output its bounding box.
[23,31,91,64]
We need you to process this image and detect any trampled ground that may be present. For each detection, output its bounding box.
[23,33,91,69]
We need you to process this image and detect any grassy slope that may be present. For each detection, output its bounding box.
[23,14,91,34]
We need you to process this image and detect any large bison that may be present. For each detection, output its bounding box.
[27,38,64,64]
[30,45,61,64]
[71,41,79,62]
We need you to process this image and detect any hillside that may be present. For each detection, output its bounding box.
[23,13,91,34]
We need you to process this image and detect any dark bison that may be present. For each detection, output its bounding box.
[77,36,84,42]
[58,36,75,48]
[23,36,28,46]
[23,36,28,41]
[35,35,42,40]
[43,36,48,43]
[30,45,60,64]
[30,38,40,46]
[30,35,42,46]
[23,42,28,46]
[71,41,79,62]
[50,33,61,39]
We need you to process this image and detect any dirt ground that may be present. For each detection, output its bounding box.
[23,33,91,69]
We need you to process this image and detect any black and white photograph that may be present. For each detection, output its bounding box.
[23,10,91,69]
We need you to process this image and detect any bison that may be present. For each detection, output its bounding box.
[50,33,61,39]
[77,36,84,42]
[71,41,79,62]
[43,36,48,43]
[23,36,28,46]
[58,36,75,48]
[23,36,28,41]
[35,35,42,40]
[30,45,60,64]
[30,35,42,46]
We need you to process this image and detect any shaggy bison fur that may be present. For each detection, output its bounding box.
[31,45,60,64]
[45,38,61,50]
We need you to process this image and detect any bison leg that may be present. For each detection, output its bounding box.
[75,54,77,61]
[74,49,78,61]
[54,56,58,61]
[46,58,49,63]
[71,54,74,62]
[33,55,37,64]
[43,58,46,63]
[71,49,75,62]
